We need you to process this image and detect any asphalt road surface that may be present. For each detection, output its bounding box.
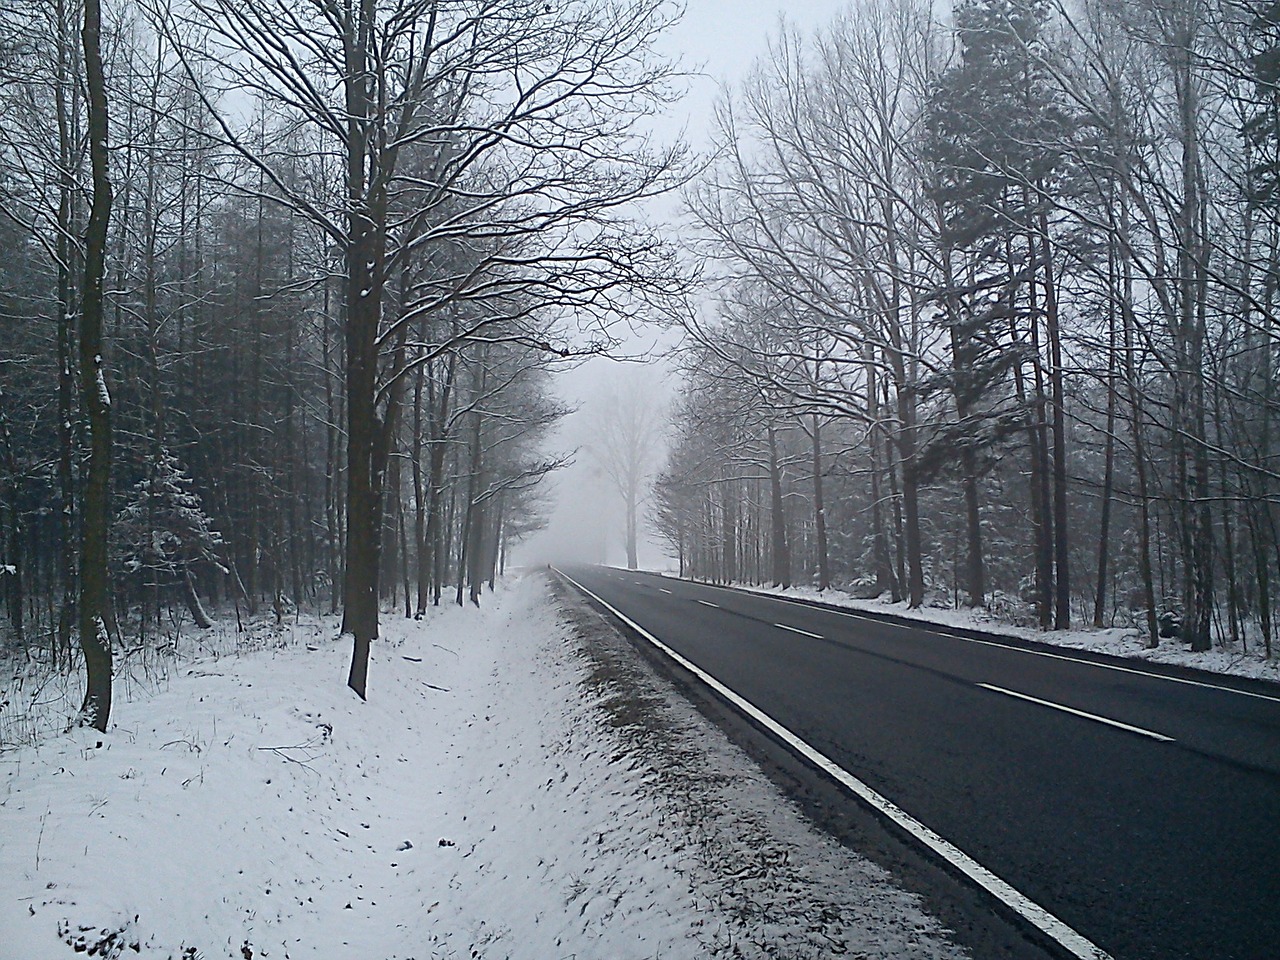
[557,565,1280,960]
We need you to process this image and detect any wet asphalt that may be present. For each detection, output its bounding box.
[557,565,1280,960]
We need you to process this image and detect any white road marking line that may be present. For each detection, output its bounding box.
[658,588,673,595]
[977,683,1176,743]
[961,639,1280,703]
[695,599,719,608]
[774,622,823,639]
[678,579,1280,704]
[555,568,1113,960]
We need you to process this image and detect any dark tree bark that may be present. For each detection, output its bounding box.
[866,350,899,601]
[1119,200,1160,649]
[721,464,737,584]
[810,413,829,591]
[55,0,79,662]
[0,394,24,646]
[943,254,985,609]
[341,0,387,699]
[411,356,428,616]
[77,0,114,732]
[1039,220,1071,629]
[888,357,923,608]
[1094,263,1118,629]
[766,422,791,588]
[183,568,214,629]
[1013,241,1054,629]
[466,400,487,609]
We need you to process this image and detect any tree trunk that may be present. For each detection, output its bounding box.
[1094,237,1120,628]
[866,351,899,600]
[1120,228,1159,648]
[1039,217,1071,629]
[0,396,25,647]
[1029,247,1055,629]
[55,0,78,662]
[721,465,736,583]
[942,246,985,609]
[810,414,830,591]
[77,0,113,732]
[887,354,923,608]
[342,243,382,697]
[411,360,427,615]
[625,483,638,569]
[488,491,505,590]
[183,568,213,629]
[341,0,387,699]
[766,422,791,589]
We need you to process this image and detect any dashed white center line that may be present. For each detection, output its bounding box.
[977,683,1176,743]
[658,588,673,594]
[695,599,720,608]
[554,567,1113,960]
[692,581,1280,703]
[774,623,824,639]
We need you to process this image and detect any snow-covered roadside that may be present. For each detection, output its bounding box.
[2,574,968,960]
[659,573,1280,685]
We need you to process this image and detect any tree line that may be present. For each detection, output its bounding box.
[0,0,685,730]
[656,0,1279,657]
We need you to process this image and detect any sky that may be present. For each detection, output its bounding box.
[516,0,853,568]
[659,0,852,145]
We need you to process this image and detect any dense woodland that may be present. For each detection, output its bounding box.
[0,0,685,729]
[655,0,1280,657]
[4,0,1279,738]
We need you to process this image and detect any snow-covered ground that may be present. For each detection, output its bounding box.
[668,574,1280,686]
[1,574,967,960]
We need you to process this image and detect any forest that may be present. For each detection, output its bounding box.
[3,0,1279,739]
[0,0,686,731]
[655,0,1280,662]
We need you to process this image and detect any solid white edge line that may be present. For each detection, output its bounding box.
[555,567,1112,960]
[668,577,1280,705]
[977,684,1176,743]
[775,622,824,640]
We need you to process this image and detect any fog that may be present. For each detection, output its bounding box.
[518,0,850,570]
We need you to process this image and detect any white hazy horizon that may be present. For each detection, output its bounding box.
[517,0,850,569]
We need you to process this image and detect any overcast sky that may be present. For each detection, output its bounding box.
[661,0,851,139]
[516,0,852,568]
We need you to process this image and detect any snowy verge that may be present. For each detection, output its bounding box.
[640,570,1280,685]
[1,574,967,960]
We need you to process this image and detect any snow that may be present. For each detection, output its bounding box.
[93,360,111,408]
[1,574,966,960]
[679,576,1280,686]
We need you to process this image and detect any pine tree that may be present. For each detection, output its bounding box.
[1243,2,1280,209]
[115,450,224,629]
[922,0,1072,624]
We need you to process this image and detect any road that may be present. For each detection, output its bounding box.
[556,565,1280,960]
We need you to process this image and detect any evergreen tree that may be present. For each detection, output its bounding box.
[922,0,1073,624]
[115,450,224,629]
[924,0,1065,251]
[1243,1,1280,210]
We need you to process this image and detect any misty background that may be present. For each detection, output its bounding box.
[521,0,850,569]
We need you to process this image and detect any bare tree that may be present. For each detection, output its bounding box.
[77,0,114,730]
[587,367,666,570]
[664,0,1280,655]
[168,0,687,697]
